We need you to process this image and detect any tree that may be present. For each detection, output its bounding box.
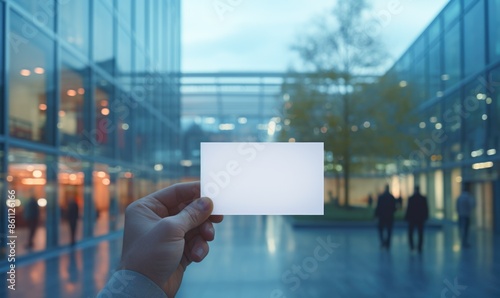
[284,0,389,206]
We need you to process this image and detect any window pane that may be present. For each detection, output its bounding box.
[0,3,4,135]
[489,0,500,63]
[428,18,441,45]
[94,76,115,158]
[444,23,461,90]
[93,0,114,74]
[94,164,111,237]
[492,68,500,152]
[60,51,89,151]
[7,148,47,255]
[59,0,89,55]
[117,92,134,162]
[117,0,132,32]
[443,0,460,29]
[117,28,132,90]
[413,56,427,102]
[15,0,55,30]
[463,0,485,77]
[58,156,85,246]
[428,42,442,98]
[463,79,487,158]
[443,93,462,162]
[9,12,55,143]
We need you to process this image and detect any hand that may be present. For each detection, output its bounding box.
[120,182,223,297]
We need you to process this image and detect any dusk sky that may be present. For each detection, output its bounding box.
[182,0,449,72]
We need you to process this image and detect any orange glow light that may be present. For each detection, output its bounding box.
[100,100,108,107]
[20,69,31,76]
[102,178,110,185]
[77,88,85,95]
[39,104,47,111]
[67,89,77,97]
[22,178,46,185]
[34,67,45,74]
[124,172,133,178]
[101,108,110,116]
[59,110,66,117]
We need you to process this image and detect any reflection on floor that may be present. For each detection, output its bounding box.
[1,216,500,298]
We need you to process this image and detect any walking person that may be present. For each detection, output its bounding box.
[456,184,475,248]
[24,196,40,249]
[405,186,429,253]
[375,184,396,250]
[67,197,79,245]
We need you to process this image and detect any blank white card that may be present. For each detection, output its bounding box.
[200,142,324,215]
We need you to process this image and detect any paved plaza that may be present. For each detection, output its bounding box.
[1,216,500,298]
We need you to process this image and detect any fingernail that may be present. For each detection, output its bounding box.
[195,247,205,259]
[196,197,211,211]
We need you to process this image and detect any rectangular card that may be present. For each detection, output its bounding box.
[200,142,324,215]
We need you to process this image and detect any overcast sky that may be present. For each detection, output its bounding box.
[181,0,449,73]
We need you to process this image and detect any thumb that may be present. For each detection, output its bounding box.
[173,197,213,233]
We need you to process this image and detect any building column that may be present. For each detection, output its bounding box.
[109,171,118,231]
[494,169,500,234]
[83,164,94,238]
[443,169,453,220]
[45,155,59,249]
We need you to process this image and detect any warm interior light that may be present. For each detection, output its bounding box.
[39,104,47,111]
[101,108,110,115]
[97,171,106,178]
[37,198,48,207]
[67,89,77,96]
[123,172,133,178]
[69,174,77,181]
[22,178,46,185]
[102,178,110,185]
[472,162,494,170]
[32,170,43,178]
[20,69,31,76]
[34,67,45,74]
[77,87,85,95]
[59,110,66,117]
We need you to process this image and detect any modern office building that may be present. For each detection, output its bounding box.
[0,0,181,259]
[386,0,500,231]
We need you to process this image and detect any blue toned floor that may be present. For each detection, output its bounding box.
[1,216,500,298]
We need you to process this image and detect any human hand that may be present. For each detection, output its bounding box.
[120,182,223,297]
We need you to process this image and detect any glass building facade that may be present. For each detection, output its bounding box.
[387,0,500,231]
[0,0,181,258]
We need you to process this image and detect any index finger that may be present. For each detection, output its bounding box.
[146,181,200,209]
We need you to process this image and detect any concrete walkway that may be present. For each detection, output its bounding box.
[1,216,499,297]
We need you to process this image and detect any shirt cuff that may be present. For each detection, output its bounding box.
[97,270,167,298]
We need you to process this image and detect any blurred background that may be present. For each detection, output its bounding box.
[0,0,499,297]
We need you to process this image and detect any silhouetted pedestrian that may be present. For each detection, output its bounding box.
[368,194,374,208]
[405,186,428,253]
[456,184,475,248]
[375,184,396,249]
[67,198,79,245]
[24,196,40,249]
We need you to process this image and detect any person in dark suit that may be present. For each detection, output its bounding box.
[405,186,429,253]
[375,184,396,249]
[67,198,79,245]
[25,196,40,249]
